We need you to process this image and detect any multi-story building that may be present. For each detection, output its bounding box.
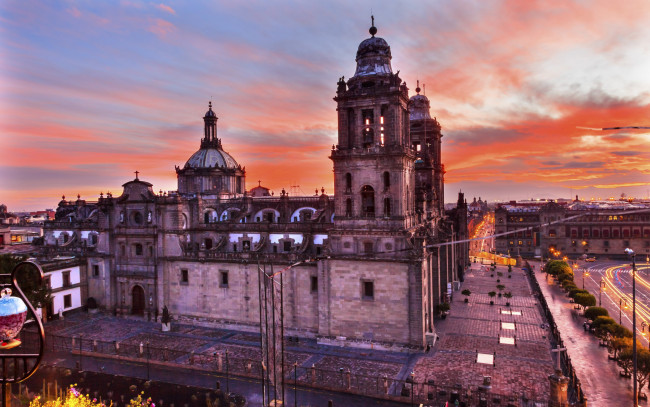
[41,21,468,348]
[495,198,650,259]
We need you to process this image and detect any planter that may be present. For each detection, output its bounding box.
[464,298,469,303]
[490,301,494,305]
[498,293,502,297]
[506,302,510,307]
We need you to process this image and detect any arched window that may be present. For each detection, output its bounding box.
[383,172,390,189]
[133,212,143,225]
[346,198,352,217]
[361,186,375,217]
[363,242,373,253]
[134,243,143,256]
[345,173,352,193]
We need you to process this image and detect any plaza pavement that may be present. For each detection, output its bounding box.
[36,262,566,406]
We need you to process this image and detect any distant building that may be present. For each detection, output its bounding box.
[495,198,650,259]
[42,21,468,348]
[38,256,87,319]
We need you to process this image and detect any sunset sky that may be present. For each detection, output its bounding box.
[2,0,650,211]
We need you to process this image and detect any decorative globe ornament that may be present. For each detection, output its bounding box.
[0,288,27,350]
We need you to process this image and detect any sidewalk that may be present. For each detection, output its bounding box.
[532,262,635,407]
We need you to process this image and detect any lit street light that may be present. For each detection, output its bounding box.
[582,269,590,290]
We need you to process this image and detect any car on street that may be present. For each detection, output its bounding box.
[585,257,596,262]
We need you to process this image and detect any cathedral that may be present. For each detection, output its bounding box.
[43,21,468,348]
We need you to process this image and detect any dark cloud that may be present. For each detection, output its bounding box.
[611,151,641,156]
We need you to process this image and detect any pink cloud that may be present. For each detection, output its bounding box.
[156,4,176,15]
[148,18,176,38]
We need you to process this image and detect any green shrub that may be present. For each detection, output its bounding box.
[584,307,609,320]
[461,289,471,297]
[545,260,572,276]
[574,292,596,309]
[568,288,589,299]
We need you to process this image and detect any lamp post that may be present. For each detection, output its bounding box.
[599,279,606,306]
[582,269,590,290]
[626,247,638,407]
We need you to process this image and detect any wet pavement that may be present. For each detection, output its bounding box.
[532,261,638,407]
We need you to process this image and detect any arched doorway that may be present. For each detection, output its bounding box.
[132,285,145,315]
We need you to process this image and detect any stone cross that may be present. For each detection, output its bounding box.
[551,344,567,372]
[135,170,140,179]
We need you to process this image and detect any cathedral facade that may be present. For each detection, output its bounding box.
[43,22,468,348]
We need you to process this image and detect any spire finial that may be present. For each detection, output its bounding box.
[135,170,140,180]
[208,101,212,110]
[416,80,421,94]
[369,15,377,37]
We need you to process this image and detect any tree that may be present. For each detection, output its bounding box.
[0,254,51,309]
[609,336,632,361]
[568,288,589,299]
[584,307,609,321]
[591,316,617,343]
[574,293,596,310]
[618,345,635,376]
[545,260,572,277]
[636,348,650,397]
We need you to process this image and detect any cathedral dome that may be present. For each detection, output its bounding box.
[184,147,239,170]
[353,19,392,77]
[409,84,431,120]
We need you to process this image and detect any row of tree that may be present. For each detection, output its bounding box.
[545,259,650,397]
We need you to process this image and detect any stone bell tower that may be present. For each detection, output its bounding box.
[329,18,417,256]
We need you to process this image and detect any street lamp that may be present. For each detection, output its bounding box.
[582,269,590,290]
[625,247,638,407]
[599,279,606,306]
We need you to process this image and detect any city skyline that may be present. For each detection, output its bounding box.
[2,0,650,211]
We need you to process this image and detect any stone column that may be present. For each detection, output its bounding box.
[548,369,569,407]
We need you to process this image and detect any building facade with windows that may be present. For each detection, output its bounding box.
[42,22,468,348]
[495,199,650,259]
[38,257,87,320]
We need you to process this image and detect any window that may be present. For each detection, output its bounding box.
[135,243,143,256]
[383,172,390,189]
[363,242,373,253]
[133,212,143,225]
[64,294,72,309]
[180,269,189,284]
[90,234,98,245]
[362,281,374,300]
[345,173,352,193]
[62,271,71,287]
[243,240,251,251]
[204,238,213,250]
[93,265,100,277]
[361,185,375,217]
[220,271,229,288]
[346,198,352,217]
[310,276,318,293]
[284,241,292,252]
